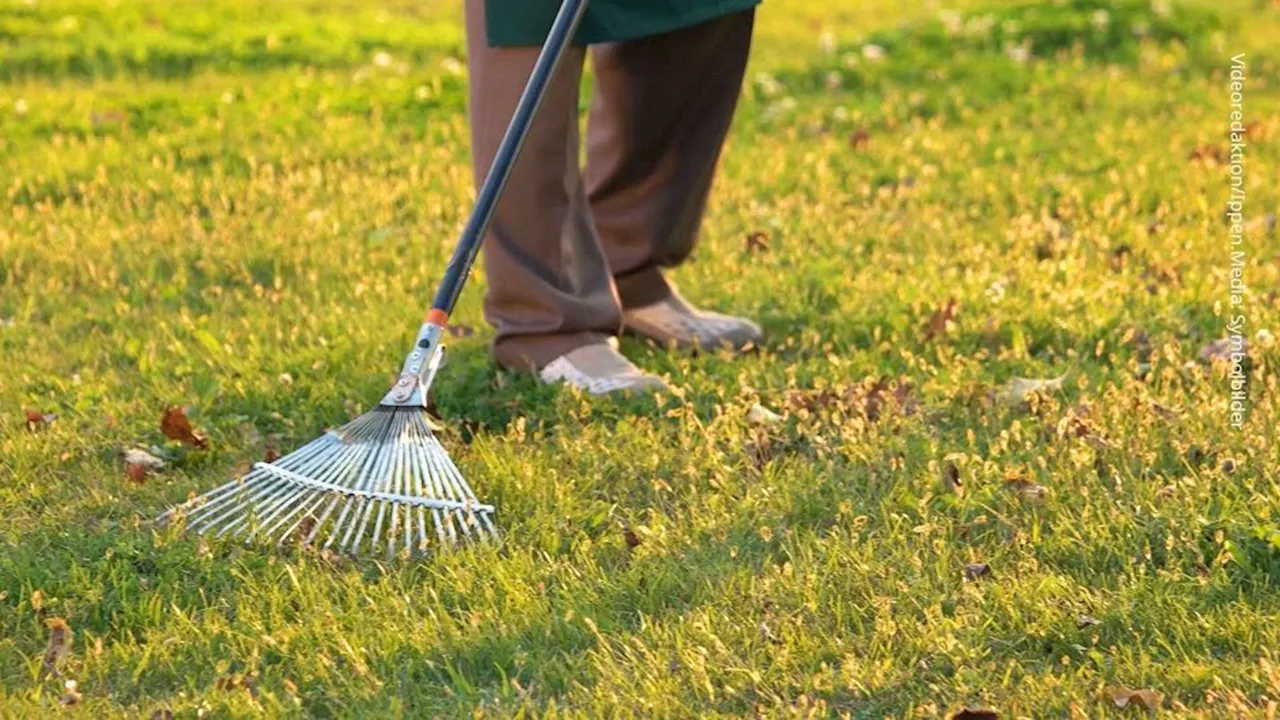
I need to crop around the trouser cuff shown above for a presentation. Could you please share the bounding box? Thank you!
[492,331,614,372]
[613,266,674,309]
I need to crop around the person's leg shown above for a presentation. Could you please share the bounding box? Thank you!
[465,0,620,371]
[585,10,756,309]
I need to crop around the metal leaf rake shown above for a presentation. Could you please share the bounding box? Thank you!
[157,0,590,558]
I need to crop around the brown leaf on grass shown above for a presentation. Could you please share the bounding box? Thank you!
[1245,212,1277,239]
[924,298,958,341]
[744,429,780,471]
[1103,686,1163,711]
[1240,120,1268,139]
[25,409,57,432]
[215,673,257,698]
[161,407,208,449]
[1198,337,1249,363]
[90,109,126,128]
[1188,145,1226,163]
[963,562,992,581]
[1108,244,1133,272]
[59,679,82,706]
[951,708,1000,720]
[848,127,871,150]
[125,463,153,484]
[1147,400,1177,421]
[1006,473,1048,503]
[745,231,771,254]
[783,376,917,422]
[1141,263,1181,294]
[294,516,318,544]
[446,324,475,338]
[942,462,962,494]
[623,528,641,550]
[1057,409,1111,450]
[39,618,73,681]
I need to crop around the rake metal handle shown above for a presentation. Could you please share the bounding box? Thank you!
[427,0,590,325]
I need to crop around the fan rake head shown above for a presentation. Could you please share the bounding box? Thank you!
[160,406,495,558]
[159,322,497,559]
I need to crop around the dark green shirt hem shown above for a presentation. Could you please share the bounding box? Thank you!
[484,0,760,48]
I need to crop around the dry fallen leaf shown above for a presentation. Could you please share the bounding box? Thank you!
[125,463,153,484]
[783,376,916,422]
[1199,338,1249,363]
[215,672,257,698]
[924,298,958,341]
[747,403,783,426]
[1188,145,1226,163]
[1109,243,1133,271]
[942,462,963,494]
[951,708,1000,720]
[744,430,779,471]
[60,679,82,706]
[294,516,318,543]
[40,618,73,681]
[25,409,57,432]
[1147,401,1177,421]
[1057,410,1111,450]
[1103,686,1163,711]
[161,406,208,449]
[745,231,771,254]
[848,127,871,150]
[1007,475,1048,503]
[997,375,1066,406]
[124,448,167,470]
[623,527,641,550]
[964,562,992,581]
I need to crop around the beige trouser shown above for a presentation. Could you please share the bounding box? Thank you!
[464,0,754,370]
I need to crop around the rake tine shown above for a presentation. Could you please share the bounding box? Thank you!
[425,433,475,541]
[418,430,459,545]
[345,412,401,555]
[265,436,369,546]
[202,431,356,538]
[405,420,446,549]
[373,409,412,556]
[257,422,381,543]
[182,431,340,529]
[324,411,395,551]
[390,418,413,559]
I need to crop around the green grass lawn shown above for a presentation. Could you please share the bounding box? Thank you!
[3,0,1279,716]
